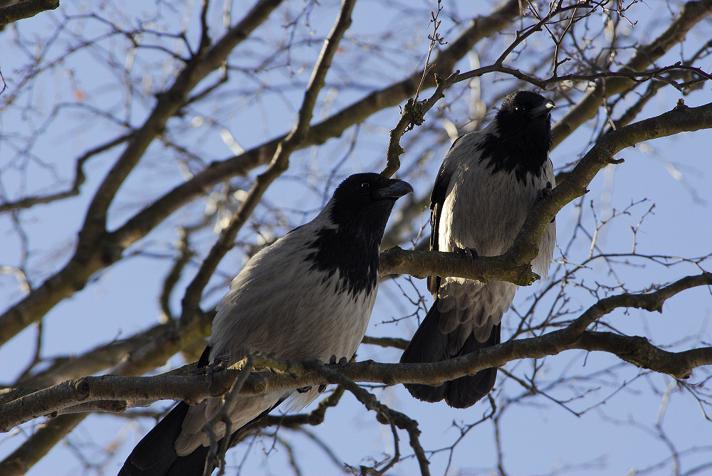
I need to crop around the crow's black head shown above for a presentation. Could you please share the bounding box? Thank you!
[329,173,412,232]
[478,91,554,181]
[495,90,554,141]
[307,173,412,296]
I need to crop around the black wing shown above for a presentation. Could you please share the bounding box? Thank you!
[426,152,456,295]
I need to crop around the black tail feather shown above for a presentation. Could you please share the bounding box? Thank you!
[165,445,210,476]
[119,345,288,475]
[119,402,208,476]
[120,346,217,476]
[399,304,448,402]
[443,325,499,408]
[400,301,500,408]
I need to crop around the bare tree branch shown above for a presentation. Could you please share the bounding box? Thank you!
[0,0,284,346]
[0,133,132,213]
[180,0,356,319]
[3,272,710,432]
[2,1,711,473]
[551,0,712,147]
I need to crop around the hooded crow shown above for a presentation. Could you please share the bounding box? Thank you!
[400,91,556,408]
[119,173,412,475]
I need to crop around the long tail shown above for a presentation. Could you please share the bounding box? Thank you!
[119,346,288,475]
[120,347,214,476]
[118,402,211,476]
[400,300,500,408]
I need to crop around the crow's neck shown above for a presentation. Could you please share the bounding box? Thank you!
[305,212,386,297]
[478,124,550,182]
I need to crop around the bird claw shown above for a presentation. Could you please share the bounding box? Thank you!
[328,355,349,366]
[538,182,556,222]
[204,360,226,376]
[454,246,478,260]
[538,181,553,201]
[321,356,349,393]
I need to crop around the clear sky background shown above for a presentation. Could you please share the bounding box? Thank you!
[1,1,711,475]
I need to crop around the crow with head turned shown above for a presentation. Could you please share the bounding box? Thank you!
[400,91,557,408]
[119,173,412,476]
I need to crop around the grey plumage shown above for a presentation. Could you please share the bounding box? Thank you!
[435,126,556,345]
[401,91,556,408]
[120,173,412,475]
[175,206,379,454]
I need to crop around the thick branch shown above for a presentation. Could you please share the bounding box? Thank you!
[0,372,241,431]
[0,312,211,474]
[379,247,538,285]
[4,330,708,432]
[380,102,712,283]
[0,0,58,28]
[4,273,710,431]
[1,321,176,402]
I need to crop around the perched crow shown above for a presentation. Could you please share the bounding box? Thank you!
[400,91,556,408]
[120,173,412,476]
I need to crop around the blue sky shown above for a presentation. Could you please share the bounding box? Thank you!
[1,1,711,475]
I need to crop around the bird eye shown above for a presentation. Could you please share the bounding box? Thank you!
[360,182,370,189]
[514,106,520,112]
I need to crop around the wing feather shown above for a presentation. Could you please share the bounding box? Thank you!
[427,132,487,295]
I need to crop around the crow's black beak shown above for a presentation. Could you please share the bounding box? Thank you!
[532,100,555,117]
[373,179,413,200]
